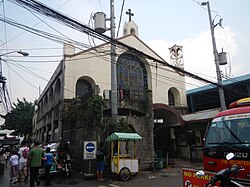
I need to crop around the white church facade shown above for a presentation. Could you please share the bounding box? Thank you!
[33,19,188,171]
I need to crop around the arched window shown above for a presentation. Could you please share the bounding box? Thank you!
[49,88,53,103]
[130,28,135,35]
[44,94,48,110]
[168,90,175,106]
[55,79,61,103]
[117,53,148,101]
[76,79,92,98]
[123,28,127,36]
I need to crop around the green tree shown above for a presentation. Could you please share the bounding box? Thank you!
[113,118,136,133]
[0,98,34,139]
[64,95,106,127]
[64,95,108,140]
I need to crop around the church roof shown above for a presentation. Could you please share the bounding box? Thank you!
[68,34,168,65]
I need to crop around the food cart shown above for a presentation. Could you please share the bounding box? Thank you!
[106,132,142,181]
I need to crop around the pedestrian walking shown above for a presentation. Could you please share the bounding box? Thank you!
[96,142,106,182]
[28,141,44,187]
[18,140,29,182]
[44,147,58,186]
[5,147,10,168]
[0,150,5,175]
[9,150,20,184]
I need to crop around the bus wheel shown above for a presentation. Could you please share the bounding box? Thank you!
[119,167,130,181]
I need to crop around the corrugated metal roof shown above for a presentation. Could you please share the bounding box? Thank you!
[182,108,220,122]
[187,74,250,95]
[106,132,142,141]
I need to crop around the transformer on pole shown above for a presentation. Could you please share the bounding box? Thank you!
[201,1,227,111]
[93,0,118,124]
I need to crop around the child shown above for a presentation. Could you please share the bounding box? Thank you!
[9,150,20,184]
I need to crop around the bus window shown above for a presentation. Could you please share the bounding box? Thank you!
[238,119,250,143]
[205,122,230,144]
[206,118,250,146]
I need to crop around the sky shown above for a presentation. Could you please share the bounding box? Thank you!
[0,0,249,118]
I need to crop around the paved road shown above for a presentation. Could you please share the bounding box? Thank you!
[0,160,203,187]
[0,171,181,187]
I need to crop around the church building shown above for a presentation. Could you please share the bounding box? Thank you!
[32,14,188,171]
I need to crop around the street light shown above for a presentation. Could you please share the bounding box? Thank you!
[201,1,226,111]
[16,51,29,57]
[0,50,29,111]
[0,50,29,57]
[0,50,29,82]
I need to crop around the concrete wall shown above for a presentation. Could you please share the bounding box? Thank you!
[64,48,111,99]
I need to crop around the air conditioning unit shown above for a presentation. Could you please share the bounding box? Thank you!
[103,90,110,100]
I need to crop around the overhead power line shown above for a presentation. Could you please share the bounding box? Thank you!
[5,0,231,101]
[2,1,247,106]
[7,0,222,89]
[0,15,92,50]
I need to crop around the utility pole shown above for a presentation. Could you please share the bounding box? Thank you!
[0,57,6,84]
[202,1,226,111]
[0,50,29,111]
[110,0,118,124]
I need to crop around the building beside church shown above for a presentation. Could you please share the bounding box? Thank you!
[32,17,188,171]
[183,73,250,162]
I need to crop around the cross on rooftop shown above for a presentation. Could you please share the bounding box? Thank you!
[126,9,134,22]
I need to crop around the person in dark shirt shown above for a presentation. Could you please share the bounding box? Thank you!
[96,142,105,181]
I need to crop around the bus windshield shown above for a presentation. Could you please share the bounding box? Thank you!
[205,118,250,146]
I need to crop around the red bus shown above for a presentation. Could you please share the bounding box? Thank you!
[203,98,250,186]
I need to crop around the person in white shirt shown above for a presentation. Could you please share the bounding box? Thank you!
[9,150,20,184]
[18,140,29,182]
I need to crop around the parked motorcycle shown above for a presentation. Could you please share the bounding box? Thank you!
[196,153,245,187]
[60,152,72,177]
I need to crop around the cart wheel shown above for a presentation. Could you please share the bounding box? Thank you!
[119,167,130,181]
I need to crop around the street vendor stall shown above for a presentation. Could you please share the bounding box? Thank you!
[39,142,72,177]
[106,132,142,181]
[39,143,59,175]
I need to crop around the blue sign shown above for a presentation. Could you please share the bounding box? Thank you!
[86,142,95,152]
[83,141,96,160]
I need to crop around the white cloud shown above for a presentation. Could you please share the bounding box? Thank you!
[146,26,239,89]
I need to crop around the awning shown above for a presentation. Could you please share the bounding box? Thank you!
[182,108,220,122]
[106,132,142,141]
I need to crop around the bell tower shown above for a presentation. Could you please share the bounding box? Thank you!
[169,44,184,69]
[123,9,138,37]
